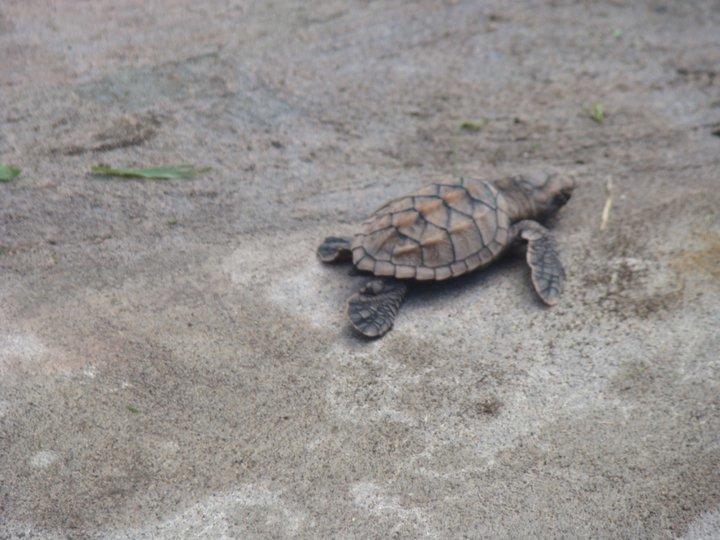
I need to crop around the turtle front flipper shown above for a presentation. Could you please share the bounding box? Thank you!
[511,220,566,305]
[347,279,407,338]
[317,236,352,263]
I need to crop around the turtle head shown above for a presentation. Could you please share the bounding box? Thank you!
[529,173,575,217]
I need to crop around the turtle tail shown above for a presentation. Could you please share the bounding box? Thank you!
[317,236,352,263]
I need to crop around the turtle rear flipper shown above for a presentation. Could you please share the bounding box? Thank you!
[317,236,352,263]
[347,279,407,338]
[512,220,566,305]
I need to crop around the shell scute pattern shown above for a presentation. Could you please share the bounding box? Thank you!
[374,260,395,276]
[392,240,422,267]
[440,185,475,215]
[392,210,418,229]
[435,266,453,280]
[368,213,392,232]
[465,180,497,207]
[421,224,454,268]
[352,179,511,280]
[495,226,509,246]
[421,201,449,229]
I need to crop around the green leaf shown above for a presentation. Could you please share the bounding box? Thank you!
[587,103,605,124]
[459,119,487,132]
[127,404,139,414]
[91,164,209,180]
[0,164,21,182]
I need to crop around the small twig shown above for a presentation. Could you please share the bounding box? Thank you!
[600,177,613,230]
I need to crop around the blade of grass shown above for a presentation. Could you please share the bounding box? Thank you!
[0,164,21,182]
[587,103,605,124]
[91,164,209,180]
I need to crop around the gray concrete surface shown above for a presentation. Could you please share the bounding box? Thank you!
[1,0,719,537]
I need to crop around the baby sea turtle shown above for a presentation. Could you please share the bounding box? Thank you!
[318,173,574,337]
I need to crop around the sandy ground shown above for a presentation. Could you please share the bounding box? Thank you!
[1,0,719,537]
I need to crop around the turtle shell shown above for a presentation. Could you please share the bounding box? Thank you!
[350,178,511,280]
